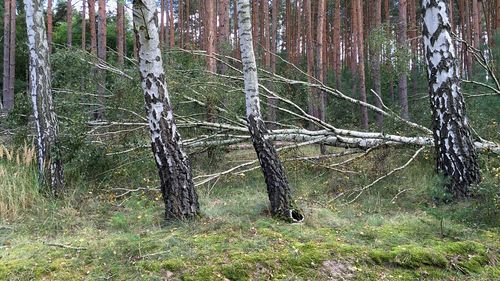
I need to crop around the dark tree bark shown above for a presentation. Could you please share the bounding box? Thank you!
[133,0,199,220]
[398,0,409,120]
[160,0,165,46]
[305,0,315,124]
[47,0,53,52]
[8,0,15,105]
[371,0,383,127]
[169,0,174,48]
[233,0,240,59]
[315,0,328,141]
[356,0,368,129]
[2,0,12,111]
[117,0,124,66]
[67,0,73,46]
[333,0,341,88]
[95,0,106,119]
[238,0,303,222]
[422,0,481,198]
[267,0,280,128]
[24,0,65,194]
[82,0,86,49]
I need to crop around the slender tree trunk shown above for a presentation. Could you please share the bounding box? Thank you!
[88,0,96,55]
[233,0,240,59]
[286,0,291,61]
[305,0,316,125]
[95,0,106,119]
[217,0,230,74]
[133,0,199,219]
[67,0,72,47]
[8,0,16,105]
[267,0,280,128]
[497,0,500,30]
[47,0,53,52]
[422,0,480,198]
[160,0,165,47]
[333,0,341,88]
[316,0,326,130]
[384,0,390,22]
[398,0,409,120]
[372,0,383,127]
[252,0,259,54]
[169,0,174,48]
[472,0,480,48]
[356,0,368,129]
[179,0,184,48]
[237,0,303,222]
[205,0,216,74]
[23,0,65,194]
[117,1,124,66]
[82,0,86,49]
[186,0,190,47]
[2,0,12,111]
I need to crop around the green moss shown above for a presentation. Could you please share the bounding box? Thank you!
[221,263,251,280]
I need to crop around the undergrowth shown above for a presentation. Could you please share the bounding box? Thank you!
[0,146,498,280]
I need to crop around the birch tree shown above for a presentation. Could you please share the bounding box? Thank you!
[422,0,480,197]
[237,0,303,222]
[133,0,199,220]
[23,0,65,194]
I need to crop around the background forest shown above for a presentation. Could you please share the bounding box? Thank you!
[0,0,499,280]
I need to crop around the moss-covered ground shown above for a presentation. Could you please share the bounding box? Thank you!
[0,147,499,280]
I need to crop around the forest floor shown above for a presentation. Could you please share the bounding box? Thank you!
[0,146,499,280]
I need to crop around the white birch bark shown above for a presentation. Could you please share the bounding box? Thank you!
[133,0,199,219]
[24,0,64,193]
[238,0,302,222]
[422,0,480,197]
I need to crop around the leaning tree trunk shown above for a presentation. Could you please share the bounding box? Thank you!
[24,0,65,194]
[133,0,199,220]
[422,0,481,198]
[237,0,303,222]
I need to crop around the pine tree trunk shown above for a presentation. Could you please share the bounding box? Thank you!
[267,0,280,128]
[186,0,190,46]
[472,0,480,48]
[237,0,303,222]
[2,0,11,111]
[160,0,165,46]
[305,0,315,125]
[117,1,124,66]
[133,0,199,220]
[422,0,481,198]
[67,0,72,47]
[217,0,230,74]
[23,0,65,194]
[233,0,240,59]
[88,0,96,55]
[252,0,259,54]
[169,0,174,48]
[398,0,409,120]
[8,0,16,106]
[356,0,369,129]
[47,0,53,52]
[95,0,106,119]
[82,0,86,49]
[333,0,341,88]
[316,0,327,137]
[372,0,383,127]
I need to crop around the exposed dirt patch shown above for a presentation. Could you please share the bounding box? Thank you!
[320,260,356,280]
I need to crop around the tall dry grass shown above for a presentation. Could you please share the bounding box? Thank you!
[0,144,41,220]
